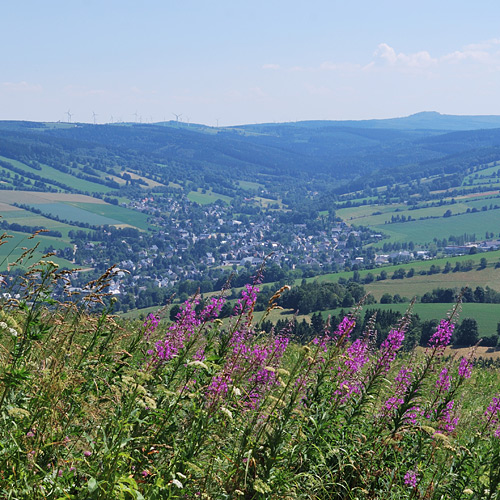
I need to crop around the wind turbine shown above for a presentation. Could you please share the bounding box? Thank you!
[133,111,139,123]
[66,109,72,123]
[92,111,98,125]
[172,113,182,123]
[110,115,114,124]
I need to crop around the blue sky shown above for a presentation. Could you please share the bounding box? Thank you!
[2,0,500,125]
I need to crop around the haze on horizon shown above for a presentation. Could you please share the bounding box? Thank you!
[2,0,500,127]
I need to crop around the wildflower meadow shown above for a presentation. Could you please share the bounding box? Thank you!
[1,247,500,498]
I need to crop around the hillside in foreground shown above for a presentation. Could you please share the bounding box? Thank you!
[1,260,500,498]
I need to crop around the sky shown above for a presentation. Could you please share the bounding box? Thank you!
[2,0,500,126]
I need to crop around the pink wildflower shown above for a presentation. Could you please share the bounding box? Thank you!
[458,356,473,379]
[436,367,451,392]
[428,319,454,349]
[404,469,419,488]
[484,395,500,438]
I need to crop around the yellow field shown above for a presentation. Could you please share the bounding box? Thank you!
[121,171,164,188]
[0,191,107,204]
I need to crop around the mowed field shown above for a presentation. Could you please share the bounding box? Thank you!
[0,231,76,271]
[0,156,113,193]
[187,189,232,205]
[0,191,151,231]
[67,202,152,230]
[360,268,500,301]
[0,191,152,269]
[369,209,500,244]
[310,302,500,337]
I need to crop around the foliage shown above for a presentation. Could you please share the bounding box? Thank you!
[1,256,500,499]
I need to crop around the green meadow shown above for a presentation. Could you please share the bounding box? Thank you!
[67,202,152,231]
[0,156,113,193]
[371,209,500,244]
[187,188,232,205]
[312,302,500,337]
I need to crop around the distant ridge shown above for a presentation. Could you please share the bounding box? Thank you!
[237,112,500,132]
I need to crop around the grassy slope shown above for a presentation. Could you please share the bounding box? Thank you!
[0,156,112,193]
[187,189,232,205]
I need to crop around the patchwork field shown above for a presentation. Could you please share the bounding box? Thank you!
[0,156,113,193]
[0,230,76,271]
[0,191,150,231]
[188,189,232,205]
[312,302,500,337]
[121,171,165,188]
[67,202,152,230]
[371,209,500,244]
[0,190,107,205]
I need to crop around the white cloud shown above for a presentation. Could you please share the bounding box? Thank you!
[262,63,280,70]
[442,48,496,65]
[374,40,500,70]
[2,81,42,92]
[463,38,500,51]
[319,61,361,72]
[64,85,106,97]
[374,43,437,68]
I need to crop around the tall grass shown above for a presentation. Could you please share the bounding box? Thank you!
[1,250,500,498]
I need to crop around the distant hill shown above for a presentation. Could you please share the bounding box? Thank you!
[239,111,500,132]
[1,113,500,191]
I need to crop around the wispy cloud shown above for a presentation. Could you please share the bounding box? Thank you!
[374,40,500,70]
[262,63,280,70]
[64,85,106,97]
[2,81,42,92]
[266,37,500,77]
[374,43,437,68]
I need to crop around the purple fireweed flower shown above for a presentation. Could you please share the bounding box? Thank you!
[234,284,259,317]
[404,405,422,426]
[332,315,356,344]
[436,367,451,392]
[439,400,459,432]
[207,375,231,400]
[149,300,201,362]
[198,296,225,322]
[404,469,419,488]
[344,338,369,373]
[458,356,473,379]
[380,366,414,419]
[484,395,500,438]
[374,328,405,373]
[428,319,454,349]
[334,338,370,403]
[143,313,160,339]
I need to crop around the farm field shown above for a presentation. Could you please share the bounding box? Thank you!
[29,203,123,226]
[311,302,500,337]
[237,180,264,190]
[0,230,75,271]
[0,206,78,238]
[339,203,470,226]
[0,156,112,193]
[371,209,500,244]
[67,202,152,231]
[0,191,149,231]
[301,249,500,284]
[187,189,232,205]
[121,171,165,188]
[360,267,500,301]
[0,190,107,205]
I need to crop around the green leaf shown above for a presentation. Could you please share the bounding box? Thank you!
[88,477,98,493]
